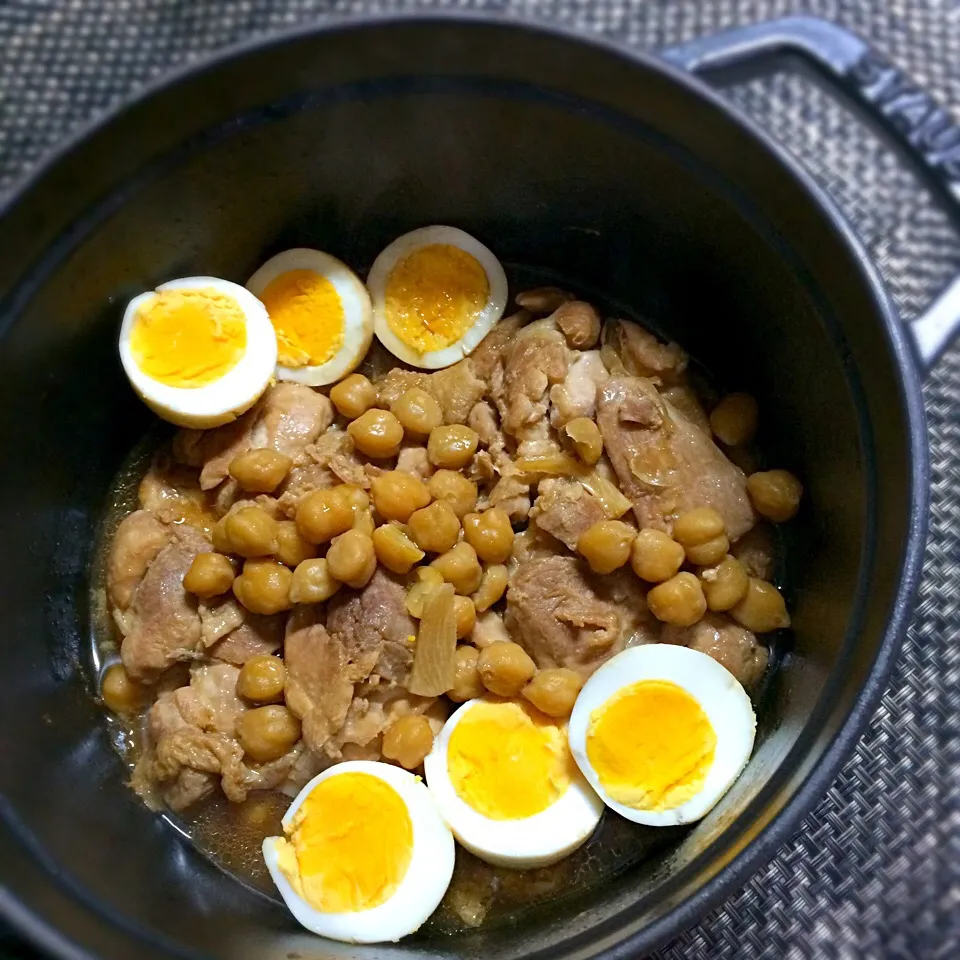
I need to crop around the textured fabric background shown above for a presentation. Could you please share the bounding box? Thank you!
[1,1,958,958]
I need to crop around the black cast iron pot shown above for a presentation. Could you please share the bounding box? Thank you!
[0,14,956,960]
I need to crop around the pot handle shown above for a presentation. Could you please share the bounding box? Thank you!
[661,15,960,372]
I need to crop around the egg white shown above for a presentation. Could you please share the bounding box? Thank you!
[246,248,373,386]
[119,276,277,429]
[568,644,756,827]
[423,698,604,869]
[262,760,455,944]
[367,225,508,370]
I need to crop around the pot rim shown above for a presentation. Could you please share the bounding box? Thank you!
[0,11,930,959]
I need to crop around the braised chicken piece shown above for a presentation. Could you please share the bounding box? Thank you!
[143,662,301,810]
[596,375,755,539]
[375,360,486,426]
[117,526,210,681]
[730,522,777,580]
[549,350,608,428]
[505,556,657,679]
[495,320,569,440]
[284,570,435,761]
[209,614,285,665]
[661,613,769,689]
[195,383,333,490]
[614,320,688,386]
[529,478,607,551]
[107,510,170,610]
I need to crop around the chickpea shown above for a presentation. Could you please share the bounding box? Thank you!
[340,484,370,514]
[630,528,685,583]
[391,387,443,437]
[289,558,341,604]
[296,487,354,544]
[449,645,485,702]
[747,470,803,523]
[326,529,377,588]
[515,286,573,314]
[685,534,730,567]
[352,508,375,537]
[731,578,791,632]
[454,595,477,639]
[672,507,726,547]
[339,485,374,536]
[578,520,636,574]
[183,552,235,598]
[647,572,707,627]
[554,301,602,349]
[563,417,603,465]
[274,521,315,568]
[522,668,583,718]
[237,655,286,703]
[372,524,424,575]
[431,542,483,595]
[478,642,537,697]
[701,555,749,612]
[229,449,292,493]
[408,500,461,554]
[236,705,301,763]
[224,505,280,558]
[101,663,142,714]
[427,425,479,469]
[211,516,233,555]
[233,559,293,615]
[462,508,514,564]
[382,715,435,770]
[370,470,431,522]
[427,469,478,519]
[330,373,376,420]
[347,409,404,459]
[471,564,508,612]
[710,393,759,447]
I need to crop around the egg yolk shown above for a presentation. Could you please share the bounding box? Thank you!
[259,269,345,369]
[130,288,247,388]
[275,772,413,914]
[384,244,489,354]
[447,700,574,820]
[586,680,716,811]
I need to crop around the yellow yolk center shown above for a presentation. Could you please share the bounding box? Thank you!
[276,772,413,914]
[259,269,345,369]
[586,680,717,811]
[130,288,247,388]
[447,700,574,820]
[384,244,489,354]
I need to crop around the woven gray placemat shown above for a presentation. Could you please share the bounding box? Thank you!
[1,2,958,958]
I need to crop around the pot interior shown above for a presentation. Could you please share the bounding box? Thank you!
[0,20,914,960]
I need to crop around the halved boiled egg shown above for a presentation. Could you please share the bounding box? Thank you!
[367,225,508,369]
[263,760,454,944]
[246,248,373,386]
[424,698,603,868]
[568,644,756,826]
[119,277,277,429]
